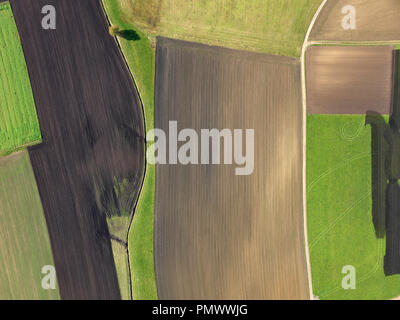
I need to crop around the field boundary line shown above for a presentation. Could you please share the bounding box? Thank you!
[308,40,400,46]
[300,0,329,301]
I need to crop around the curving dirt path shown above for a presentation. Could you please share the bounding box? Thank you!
[300,0,329,300]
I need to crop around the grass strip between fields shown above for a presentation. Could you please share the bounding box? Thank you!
[102,0,157,300]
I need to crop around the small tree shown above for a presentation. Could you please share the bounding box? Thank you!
[109,25,120,37]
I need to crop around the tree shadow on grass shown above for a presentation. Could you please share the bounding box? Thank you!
[366,49,400,276]
[118,29,140,41]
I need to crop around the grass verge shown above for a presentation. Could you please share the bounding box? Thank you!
[111,241,131,300]
[102,0,157,300]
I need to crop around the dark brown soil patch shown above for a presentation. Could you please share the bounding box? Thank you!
[306,46,394,115]
[154,37,309,299]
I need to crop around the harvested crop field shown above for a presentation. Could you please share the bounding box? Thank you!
[10,0,145,299]
[0,1,41,154]
[111,0,322,57]
[154,37,309,299]
[306,46,394,115]
[310,0,400,41]
[0,150,59,300]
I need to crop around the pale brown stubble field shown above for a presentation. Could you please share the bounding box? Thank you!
[154,38,308,299]
[310,0,400,41]
[0,150,59,299]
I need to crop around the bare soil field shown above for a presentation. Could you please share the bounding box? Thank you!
[10,0,145,299]
[310,0,400,41]
[306,46,394,114]
[154,37,309,299]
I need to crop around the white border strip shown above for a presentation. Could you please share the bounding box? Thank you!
[300,0,329,300]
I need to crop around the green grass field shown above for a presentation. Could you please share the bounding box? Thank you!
[0,151,59,299]
[128,163,156,299]
[112,0,321,57]
[307,114,400,300]
[103,0,157,300]
[0,2,41,155]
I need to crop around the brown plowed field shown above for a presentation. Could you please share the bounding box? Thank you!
[10,0,145,299]
[306,46,394,114]
[310,0,400,41]
[154,37,309,299]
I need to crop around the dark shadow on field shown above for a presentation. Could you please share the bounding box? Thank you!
[365,111,387,238]
[366,49,400,275]
[119,29,140,41]
[384,50,400,275]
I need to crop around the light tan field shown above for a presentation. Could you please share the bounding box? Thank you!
[310,0,400,41]
[112,0,322,57]
[111,241,130,300]
[154,38,309,299]
[0,150,59,299]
